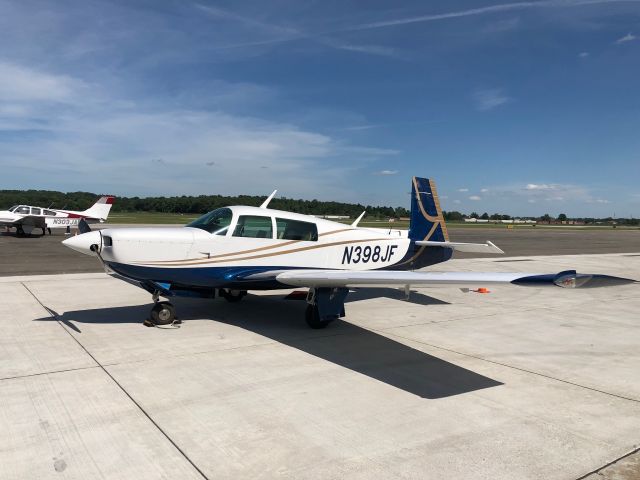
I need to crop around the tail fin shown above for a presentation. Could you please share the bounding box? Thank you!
[408,177,449,242]
[81,196,115,221]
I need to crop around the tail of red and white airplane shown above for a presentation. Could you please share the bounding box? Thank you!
[80,196,115,221]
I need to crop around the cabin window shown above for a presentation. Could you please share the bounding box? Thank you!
[275,218,318,241]
[16,206,29,214]
[186,207,232,235]
[43,210,56,216]
[31,208,41,215]
[233,215,273,239]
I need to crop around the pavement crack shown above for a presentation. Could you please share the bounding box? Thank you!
[0,365,100,382]
[575,445,640,479]
[21,282,211,480]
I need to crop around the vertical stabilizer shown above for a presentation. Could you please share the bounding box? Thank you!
[80,196,115,221]
[408,177,449,242]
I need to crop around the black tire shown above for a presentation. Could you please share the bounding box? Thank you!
[16,226,25,237]
[150,302,176,326]
[305,304,336,329]
[220,289,246,303]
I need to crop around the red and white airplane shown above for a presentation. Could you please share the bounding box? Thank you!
[0,196,114,236]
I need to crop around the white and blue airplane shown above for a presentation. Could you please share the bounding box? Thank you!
[62,178,634,328]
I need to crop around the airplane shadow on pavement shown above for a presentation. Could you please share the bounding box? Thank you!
[36,290,502,399]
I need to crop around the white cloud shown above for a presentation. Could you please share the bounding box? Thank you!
[0,62,399,198]
[578,52,589,58]
[526,183,552,190]
[469,195,482,201]
[615,33,636,44]
[374,169,398,175]
[457,188,469,192]
[349,1,631,31]
[333,43,398,58]
[480,188,489,193]
[472,88,510,111]
[0,61,87,103]
[453,199,461,204]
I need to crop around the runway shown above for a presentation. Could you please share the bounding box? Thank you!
[1,228,639,479]
[1,224,639,276]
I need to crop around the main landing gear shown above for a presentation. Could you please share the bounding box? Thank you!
[305,287,349,329]
[219,288,247,303]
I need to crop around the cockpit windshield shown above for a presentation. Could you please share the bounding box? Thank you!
[8,206,18,212]
[186,207,233,235]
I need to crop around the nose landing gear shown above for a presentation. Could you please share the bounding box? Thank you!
[145,291,180,327]
[150,301,176,326]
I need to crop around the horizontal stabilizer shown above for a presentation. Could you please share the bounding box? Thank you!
[415,240,504,254]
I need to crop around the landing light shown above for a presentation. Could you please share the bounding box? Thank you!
[553,273,592,288]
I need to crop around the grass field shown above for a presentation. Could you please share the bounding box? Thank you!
[105,212,637,230]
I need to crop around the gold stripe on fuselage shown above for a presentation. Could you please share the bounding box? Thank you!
[134,236,395,267]
[141,227,356,265]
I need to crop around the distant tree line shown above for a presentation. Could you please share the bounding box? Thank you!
[1,190,636,224]
[0,189,410,219]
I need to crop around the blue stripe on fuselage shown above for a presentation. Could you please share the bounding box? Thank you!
[106,262,309,290]
[106,242,453,291]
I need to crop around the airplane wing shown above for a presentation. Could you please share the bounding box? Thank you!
[9,215,46,228]
[273,269,635,289]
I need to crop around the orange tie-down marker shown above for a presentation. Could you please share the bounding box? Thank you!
[474,287,491,294]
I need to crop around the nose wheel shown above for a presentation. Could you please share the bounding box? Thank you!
[149,301,177,326]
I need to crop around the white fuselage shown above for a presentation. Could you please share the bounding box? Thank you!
[0,205,103,233]
[97,206,410,271]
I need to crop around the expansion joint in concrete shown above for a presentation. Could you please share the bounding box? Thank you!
[382,330,640,405]
[575,445,640,480]
[21,282,211,480]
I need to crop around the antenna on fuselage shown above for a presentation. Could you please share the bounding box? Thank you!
[351,211,366,227]
[260,190,277,209]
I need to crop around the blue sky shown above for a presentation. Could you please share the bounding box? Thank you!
[0,0,639,216]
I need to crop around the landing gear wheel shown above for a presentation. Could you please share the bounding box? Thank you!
[150,302,176,326]
[16,226,25,237]
[305,304,336,329]
[220,289,246,303]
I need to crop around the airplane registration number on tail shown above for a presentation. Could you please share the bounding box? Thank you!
[342,244,398,265]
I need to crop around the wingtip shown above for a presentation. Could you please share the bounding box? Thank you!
[487,240,505,254]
